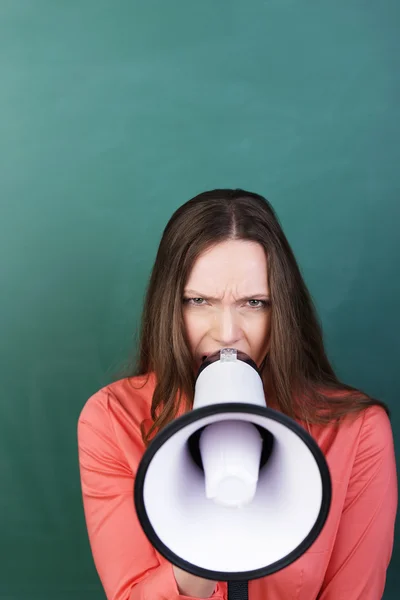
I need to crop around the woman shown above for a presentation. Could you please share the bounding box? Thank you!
[78,189,397,599]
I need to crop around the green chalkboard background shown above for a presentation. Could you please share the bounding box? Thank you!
[0,1,399,598]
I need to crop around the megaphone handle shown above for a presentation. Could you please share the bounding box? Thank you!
[227,580,248,600]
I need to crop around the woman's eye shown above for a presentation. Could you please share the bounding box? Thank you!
[248,299,266,308]
[183,298,269,309]
[183,297,205,305]
[245,298,270,308]
[248,300,259,307]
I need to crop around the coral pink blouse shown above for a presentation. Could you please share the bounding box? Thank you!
[77,373,397,600]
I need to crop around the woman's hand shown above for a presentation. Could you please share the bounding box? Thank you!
[172,565,216,598]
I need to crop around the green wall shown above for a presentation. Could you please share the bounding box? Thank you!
[1,1,398,598]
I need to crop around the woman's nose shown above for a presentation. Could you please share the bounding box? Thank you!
[212,308,242,346]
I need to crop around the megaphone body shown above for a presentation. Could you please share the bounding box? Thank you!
[134,348,331,582]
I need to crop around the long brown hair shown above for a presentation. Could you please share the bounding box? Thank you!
[129,189,388,447]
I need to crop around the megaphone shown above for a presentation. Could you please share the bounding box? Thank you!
[134,348,331,582]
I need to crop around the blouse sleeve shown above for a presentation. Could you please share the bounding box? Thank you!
[77,389,224,600]
[318,406,398,599]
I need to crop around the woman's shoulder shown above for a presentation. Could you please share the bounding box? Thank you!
[354,403,394,454]
[314,385,391,433]
[310,399,394,468]
[78,372,157,434]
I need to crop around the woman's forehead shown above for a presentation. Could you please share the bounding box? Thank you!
[185,240,268,294]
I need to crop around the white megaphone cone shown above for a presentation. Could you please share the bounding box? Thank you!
[134,348,332,582]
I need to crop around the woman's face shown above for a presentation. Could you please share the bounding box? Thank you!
[183,239,271,372]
